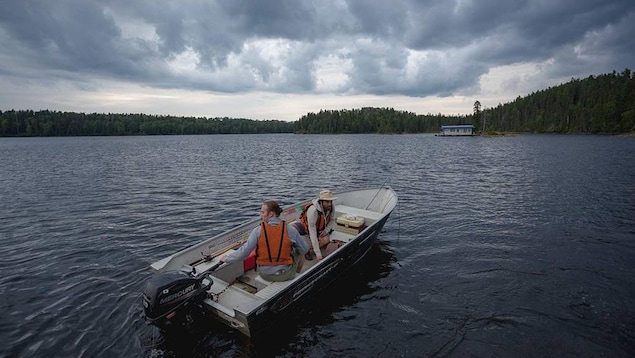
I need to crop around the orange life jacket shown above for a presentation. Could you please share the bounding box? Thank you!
[256,221,293,266]
[298,202,332,234]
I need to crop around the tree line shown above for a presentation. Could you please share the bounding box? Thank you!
[0,111,294,136]
[1,68,633,137]
[479,68,635,134]
[296,68,634,134]
[294,107,469,134]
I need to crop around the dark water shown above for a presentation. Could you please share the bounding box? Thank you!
[1,134,634,357]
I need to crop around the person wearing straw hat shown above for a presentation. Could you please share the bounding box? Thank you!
[291,189,338,261]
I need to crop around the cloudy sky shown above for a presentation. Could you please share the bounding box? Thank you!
[1,0,633,121]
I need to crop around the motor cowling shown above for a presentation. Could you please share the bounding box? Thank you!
[142,270,211,327]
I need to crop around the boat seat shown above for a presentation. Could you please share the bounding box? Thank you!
[254,274,272,289]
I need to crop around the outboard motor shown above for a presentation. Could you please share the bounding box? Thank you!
[142,270,213,331]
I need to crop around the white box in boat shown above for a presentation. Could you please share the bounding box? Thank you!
[336,214,365,228]
[335,224,366,235]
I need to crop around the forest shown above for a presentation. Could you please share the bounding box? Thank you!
[480,68,635,134]
[296,69,635,134]
[0,112,294,136]
[1,69,633,136]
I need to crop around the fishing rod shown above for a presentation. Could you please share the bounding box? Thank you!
[365,178,390,210]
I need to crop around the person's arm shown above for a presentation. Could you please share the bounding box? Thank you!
[306,206,323,259]
[325,211,336,233]
[287,224,309,254]
[223,226,259,263]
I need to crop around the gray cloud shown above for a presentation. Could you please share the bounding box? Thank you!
[0,0,633,99]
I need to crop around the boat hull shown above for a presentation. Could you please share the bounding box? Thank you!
[243,213,390,335]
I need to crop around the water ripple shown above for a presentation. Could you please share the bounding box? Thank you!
[0,134,634,357]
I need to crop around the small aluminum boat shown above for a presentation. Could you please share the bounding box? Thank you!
[142,186,398,336]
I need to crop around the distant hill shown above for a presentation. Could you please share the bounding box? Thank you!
[483,68,634,134]
[294,68,635,134]
[1,69,633,136]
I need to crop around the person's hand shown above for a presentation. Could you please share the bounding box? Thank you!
[219,255,226,263]
[318,236,330,247]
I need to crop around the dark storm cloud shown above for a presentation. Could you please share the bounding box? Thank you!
[0,0,160,82]
[0,0,633,97]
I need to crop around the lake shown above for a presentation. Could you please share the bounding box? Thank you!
[1,134,634,357]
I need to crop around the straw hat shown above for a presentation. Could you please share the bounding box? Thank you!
[318,189,337,201]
